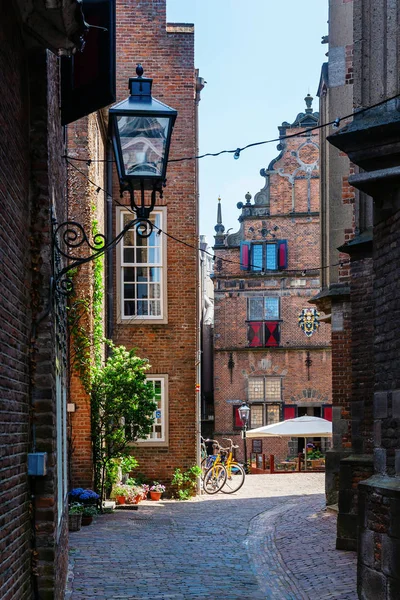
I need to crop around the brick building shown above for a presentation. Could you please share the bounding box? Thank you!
[68,0,200,488]
[317,1,400,597]
[212,98,332,464]
[0,1,100,597]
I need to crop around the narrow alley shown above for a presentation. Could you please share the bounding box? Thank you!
[67,475,356,600]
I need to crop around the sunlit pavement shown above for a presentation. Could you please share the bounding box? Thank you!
[67,473,357,600]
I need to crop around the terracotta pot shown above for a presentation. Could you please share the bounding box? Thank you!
[116,495,126,505]
[134,494,142,504]
[150,491,162,501]
[81,515,93,526]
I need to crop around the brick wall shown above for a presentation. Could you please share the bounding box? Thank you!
[112,2,197,482]
[66,0,198,486]
[0,5,32,598]
[67,113,106,489]
[1,6,70,595]
[213,111,332,465]
[28,49,70,600]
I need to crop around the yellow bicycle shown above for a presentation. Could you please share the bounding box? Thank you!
[202,438,245,494]
[220,437,246,494]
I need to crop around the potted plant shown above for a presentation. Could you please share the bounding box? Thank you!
[69,488,99,506]
[111,484,131,505]
[125,484,143,504]
[68,503,84,531]
[81,505,99,526]
[149,482,166,501]
[141,484,150,501]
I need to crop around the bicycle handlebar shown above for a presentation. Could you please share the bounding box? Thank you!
[222,437,239,449]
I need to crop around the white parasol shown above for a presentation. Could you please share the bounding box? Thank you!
[247,416,332,471]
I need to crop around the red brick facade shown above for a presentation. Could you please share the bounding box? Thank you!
[112,0,198,483]
[212,100,332,464]
[69,0,198,488]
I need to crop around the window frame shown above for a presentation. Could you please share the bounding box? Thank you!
[246,297,281,347]
[247,296,280,321]
[250,242,278,272]
[250,402,281,428]
[117,206,168,324]
[248,377,282,403]
[135,374,169,447]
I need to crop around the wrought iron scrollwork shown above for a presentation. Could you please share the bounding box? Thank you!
[52,216,154,295]
[53,221,107,260]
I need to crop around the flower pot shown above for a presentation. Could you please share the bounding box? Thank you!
[134,494,142,504]
[116,495,126,505]
[68,514,82,532]
[150,491,162,501]
[81,515,93,526]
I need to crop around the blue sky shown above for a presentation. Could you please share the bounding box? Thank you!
[166,0,328,247]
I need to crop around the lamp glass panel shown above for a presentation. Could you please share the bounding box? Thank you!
[117,115,171,178]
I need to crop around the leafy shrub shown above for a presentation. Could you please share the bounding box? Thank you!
[171,465,202,500]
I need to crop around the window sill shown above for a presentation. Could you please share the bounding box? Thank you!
[118,316,169,325]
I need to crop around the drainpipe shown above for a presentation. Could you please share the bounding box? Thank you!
[106,141,113,344]
[195,72,205,482]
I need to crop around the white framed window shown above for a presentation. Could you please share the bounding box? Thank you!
[118,208,167,323]
[136,375,169,447]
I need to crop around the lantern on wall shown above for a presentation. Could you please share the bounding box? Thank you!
[109,64,177,218]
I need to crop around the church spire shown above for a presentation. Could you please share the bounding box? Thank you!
[214,196,225,245]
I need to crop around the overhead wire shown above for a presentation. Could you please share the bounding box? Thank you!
[63,90,400,166]
[66,160,349,274]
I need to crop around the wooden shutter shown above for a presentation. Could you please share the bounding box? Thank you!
[322,405,332,422]
[283,405,297,420]
[240,241,251,271]
[247,322,264,347]
[233,406,242,429]
[277,240,288,270]
[265,322,280,347]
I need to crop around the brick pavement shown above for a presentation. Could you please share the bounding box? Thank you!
[67,474,357,600]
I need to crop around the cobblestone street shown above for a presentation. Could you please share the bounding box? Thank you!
[67,474,357,600]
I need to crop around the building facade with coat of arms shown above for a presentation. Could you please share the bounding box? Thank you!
[211,97,332,464]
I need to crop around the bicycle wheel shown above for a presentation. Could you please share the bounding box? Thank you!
[201,455,216,480]
[221,462,245,494]
[203,464,227,494]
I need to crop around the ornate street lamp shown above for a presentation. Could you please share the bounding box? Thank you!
[238,402,250,473]
[52,65,177,296]
[109,64,177,219]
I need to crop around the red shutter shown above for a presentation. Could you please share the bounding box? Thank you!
[240,241,251,271]
[265,322,280,347]
[248,322,264,347]
[322,405,332,422]
[234,406,243,429]
[277,240,288,270]
[283,405,296,420]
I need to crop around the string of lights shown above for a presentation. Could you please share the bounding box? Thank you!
[66,145,351,275]
[112,197,349,275]
[63,90,400,166]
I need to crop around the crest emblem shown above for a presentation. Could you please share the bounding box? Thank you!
[298,308,320,337]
